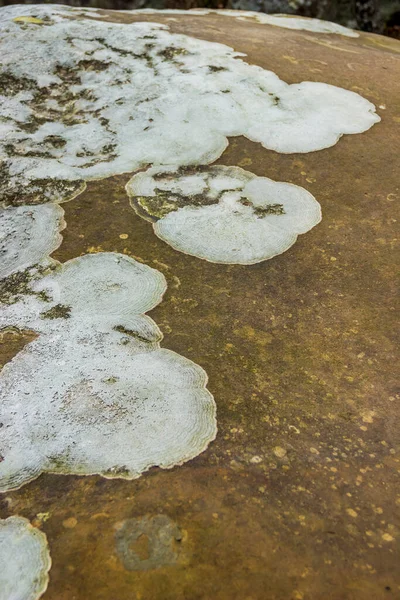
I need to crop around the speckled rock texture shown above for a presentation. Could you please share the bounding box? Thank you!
[0,7,399,600]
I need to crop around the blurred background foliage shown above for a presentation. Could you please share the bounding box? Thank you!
[0,0,399,36]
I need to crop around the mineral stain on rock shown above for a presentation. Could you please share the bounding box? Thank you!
[115,515,184,571]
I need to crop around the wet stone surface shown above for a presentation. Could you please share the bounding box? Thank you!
[0,6,399,600]
[115,514,184,571]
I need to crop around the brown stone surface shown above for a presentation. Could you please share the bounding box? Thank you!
[1,11,399,600]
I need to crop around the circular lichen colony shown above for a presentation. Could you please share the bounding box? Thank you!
[0,516,51,600]
[0,251,217,492]
[127,165,321,264]
[0,5,379,205]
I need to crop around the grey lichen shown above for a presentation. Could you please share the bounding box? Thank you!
[127,165,321,264]
[0,162,86,207]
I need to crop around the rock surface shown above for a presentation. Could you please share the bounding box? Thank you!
[0,6,399,600]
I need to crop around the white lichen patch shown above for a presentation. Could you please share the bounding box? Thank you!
[0,251,217,492]
[127,165,321,264]
[0,204,65,279]
[0,516,51,600]
[0,4,378,205]
[136,9,359,37]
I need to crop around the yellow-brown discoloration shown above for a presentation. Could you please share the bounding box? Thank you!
[13,15,45,24]
[0,327,38,368]
[0,10,399,600]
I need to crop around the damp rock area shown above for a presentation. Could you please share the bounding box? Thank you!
[127,165,321,264]
[0,516,51,600]
[115,514,184,571]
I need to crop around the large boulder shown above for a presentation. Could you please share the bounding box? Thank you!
[0,6,399,600]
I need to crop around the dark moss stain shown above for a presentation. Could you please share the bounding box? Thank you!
[94,37,156,70]
[76,149,97,158]
[0,266,51,305]
[238,197,285,217]
[47,451,86,474]
[208,65,228,73]
[54,64,81,86]
[0,161,85,206]
[79,88,97,103]
[156,46,192,68]
[78,59,110,72]
[0,71,37,96]
[99,117,110,128]
[94,37,130,56]
[254,204,285,217]
[102,143,116,154]
[0,66,88,145]
[44,135,67,148]
[77,143,117,167]
[14,64,89,136]
[40,304,71,320]
[113,325,153,344]
[3,143,55,160]
[158,46,189,62]
[15,121,39,134]
[0,48,127,204]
